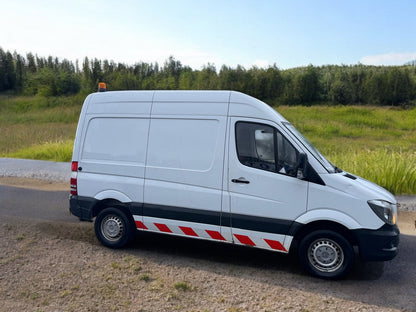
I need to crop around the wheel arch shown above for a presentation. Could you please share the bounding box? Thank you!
[91,190,133,219]
[290,220,358,253]
[91,198,132,222]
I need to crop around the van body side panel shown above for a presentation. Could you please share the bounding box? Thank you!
[143,112,228,241]
[75,96,153,214]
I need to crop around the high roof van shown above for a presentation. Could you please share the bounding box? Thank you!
[69,88,399,279]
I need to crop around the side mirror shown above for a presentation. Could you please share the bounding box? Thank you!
[297,153,307,179]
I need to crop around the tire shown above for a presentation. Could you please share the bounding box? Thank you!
[298,230,354,279]
[94,207,134,248]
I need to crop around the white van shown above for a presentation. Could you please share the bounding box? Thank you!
[69,87,399,279]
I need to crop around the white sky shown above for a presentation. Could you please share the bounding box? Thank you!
[1,0,415,69]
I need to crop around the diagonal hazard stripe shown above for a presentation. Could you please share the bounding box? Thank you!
[234,234,255,246]
[179,226,199,237]
[206,230,226,241]
[154,223,172,233]
[264,239,287,252]
[135,221,148,230]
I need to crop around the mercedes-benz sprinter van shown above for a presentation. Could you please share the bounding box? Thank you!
[69,88,399,279]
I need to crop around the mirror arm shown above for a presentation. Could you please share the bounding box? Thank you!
[297,153,308,179]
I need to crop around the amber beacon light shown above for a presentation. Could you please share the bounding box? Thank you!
[98,82,107,92]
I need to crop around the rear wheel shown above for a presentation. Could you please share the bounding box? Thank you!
[298,230,354,279]
[94,207,134,248]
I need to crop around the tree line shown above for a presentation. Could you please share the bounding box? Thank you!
[1,47,415,106]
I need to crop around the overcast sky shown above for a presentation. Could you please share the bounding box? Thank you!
[1,0,415,69]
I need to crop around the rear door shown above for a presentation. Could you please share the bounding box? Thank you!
[77,116,150,206]
[228,118,308,252]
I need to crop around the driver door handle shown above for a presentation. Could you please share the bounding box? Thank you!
[232,177,250,184]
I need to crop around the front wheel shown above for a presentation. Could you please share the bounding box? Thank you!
[298,230,354,279]
[94,207,134,248]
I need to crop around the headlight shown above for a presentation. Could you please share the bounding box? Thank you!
[368,200,397,225]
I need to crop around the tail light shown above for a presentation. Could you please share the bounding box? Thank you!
[70,161,78,195]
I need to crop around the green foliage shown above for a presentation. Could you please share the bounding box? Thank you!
[280,105,416,194]
[173,281,192,291]
[1,48,416,194]
[1,46,416,106]
[7,140,73,162]
[328,149,416,195]
[1,95,414,195]
[139,274,151,282]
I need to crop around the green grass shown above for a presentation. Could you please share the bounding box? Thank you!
[173,281,192,291]
[6,140,74,162]
[278,105,416,194]
[327,149,416,195]
[0,95,80,158]
[0,95,415,194]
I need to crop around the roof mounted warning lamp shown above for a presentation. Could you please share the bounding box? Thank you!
[98,82,107,92]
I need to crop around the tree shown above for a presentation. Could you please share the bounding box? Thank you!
[0,51,16,91]
[196,63,217,89]
[26,52,37,73]
[290,65,319,104]
[330,70,354,105]
[385,67,412,106]
[14,53,25,91]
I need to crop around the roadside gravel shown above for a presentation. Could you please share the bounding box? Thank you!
[1,157,414,211]
[1,158,415,311]
[0,158,70,183]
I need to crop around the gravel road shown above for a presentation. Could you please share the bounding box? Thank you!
[1,157,416,311]
[1,157,414,211]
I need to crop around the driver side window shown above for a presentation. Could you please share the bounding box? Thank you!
[235,122,299,177]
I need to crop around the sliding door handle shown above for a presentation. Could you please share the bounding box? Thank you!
[232,178,250,184]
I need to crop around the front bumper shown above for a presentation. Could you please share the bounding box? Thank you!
[353,223,400,261]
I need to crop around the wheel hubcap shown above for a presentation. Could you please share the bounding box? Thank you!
[308,238,344,273]
[101,215,124,242]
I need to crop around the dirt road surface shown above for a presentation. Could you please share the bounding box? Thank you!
[0,176,415,312]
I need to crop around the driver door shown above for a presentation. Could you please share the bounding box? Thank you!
[227,118,308,251]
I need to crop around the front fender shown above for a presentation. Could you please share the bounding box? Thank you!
[294,209,362,230]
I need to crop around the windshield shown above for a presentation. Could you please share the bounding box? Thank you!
[284,123,338,173]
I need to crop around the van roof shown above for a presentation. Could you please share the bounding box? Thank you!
[84,90,288,122]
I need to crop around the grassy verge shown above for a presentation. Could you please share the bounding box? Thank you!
[0,95,415,194]
[327,149,416,195]
[279,105,416,194]
[0,95,80,159]
[6,140,74,162]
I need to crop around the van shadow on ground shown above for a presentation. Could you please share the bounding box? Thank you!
[35,217,416,311]
[124,230,415,311]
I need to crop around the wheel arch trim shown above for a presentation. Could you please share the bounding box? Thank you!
[295,209,362,230]
[94,190,132,203]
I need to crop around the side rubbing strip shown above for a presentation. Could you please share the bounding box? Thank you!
[154,223,172,233]
[264,239,287,252]
[234,234,255,246]
[142,203,299,236]
[206,230,226,241]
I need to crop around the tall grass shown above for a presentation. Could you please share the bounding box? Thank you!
[0,95,80,157]
[0,95,415,194]
[278,105,416,194]
[327,149,416,195]
[7,140,74,162]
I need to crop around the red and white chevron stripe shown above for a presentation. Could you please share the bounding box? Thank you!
[134,218,289,253]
